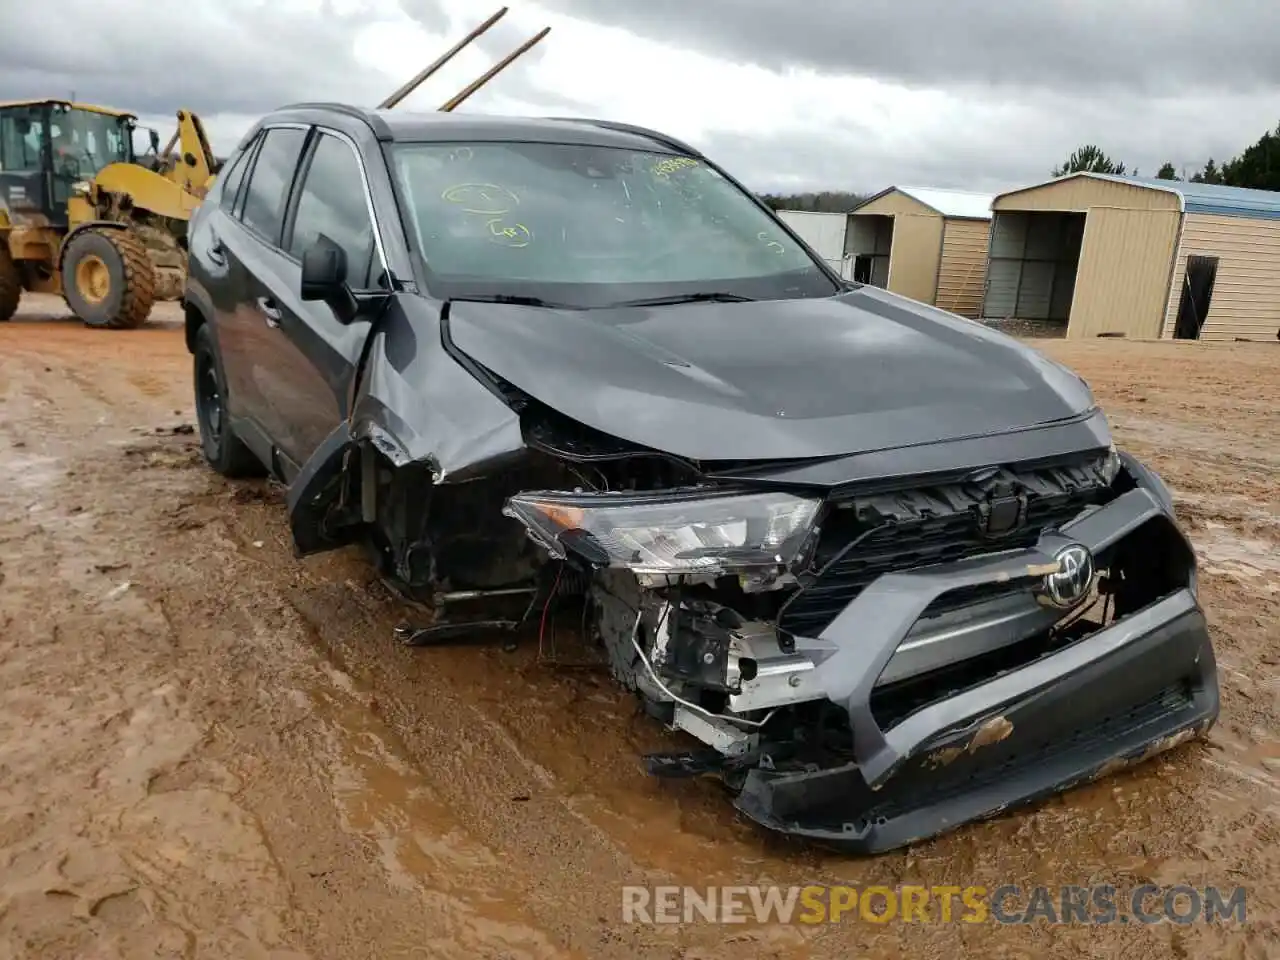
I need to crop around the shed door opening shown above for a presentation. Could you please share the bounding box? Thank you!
[846,215,892,288]
[1174,255,1219,340]
[982,212,1085,325]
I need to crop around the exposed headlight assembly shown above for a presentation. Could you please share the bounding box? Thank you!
[503,489,821,576]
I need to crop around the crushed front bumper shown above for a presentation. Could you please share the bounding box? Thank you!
[731,485,1220,853]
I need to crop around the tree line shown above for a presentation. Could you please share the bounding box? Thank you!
[1053,120,1280,190]
[756,190,865,213]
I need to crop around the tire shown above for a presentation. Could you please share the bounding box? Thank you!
[61,227,156,329]
[0,245,20,322]
[192,322,264,478]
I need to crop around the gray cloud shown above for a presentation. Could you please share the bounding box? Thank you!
[535,0,1280,95]
[4,0,1276,195]
[0,1,392,118]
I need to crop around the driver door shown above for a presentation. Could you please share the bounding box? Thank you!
[253,129,380,477]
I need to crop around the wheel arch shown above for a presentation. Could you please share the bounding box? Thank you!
[183,295,212,354]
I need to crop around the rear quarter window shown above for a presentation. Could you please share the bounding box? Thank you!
[216,135,258,214]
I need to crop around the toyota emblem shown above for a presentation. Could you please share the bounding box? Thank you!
[1041,543,1096,608]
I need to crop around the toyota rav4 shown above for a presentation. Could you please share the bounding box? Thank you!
[183,103,1219,852]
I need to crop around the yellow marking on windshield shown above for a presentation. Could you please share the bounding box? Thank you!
[441,183,520,215]
[757,231,786,254]
[487,218,532,247]
[650,156,699,179]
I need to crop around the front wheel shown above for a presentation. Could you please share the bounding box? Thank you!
[61,227,156,329]
[193,322,264,478]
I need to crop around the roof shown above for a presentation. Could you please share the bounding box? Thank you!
[0,99,135,119]
[273,104,693,154]
[853,185,994,219]
[1094,173,1280,220]
[997,171,1280,221]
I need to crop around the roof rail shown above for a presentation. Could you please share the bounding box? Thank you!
[542,117,701,156]
[272,101,394,140]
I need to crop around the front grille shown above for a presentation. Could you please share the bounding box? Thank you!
[778,458,1110,637]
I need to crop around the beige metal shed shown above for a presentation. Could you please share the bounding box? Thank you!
[847,186,994,316]
[983,172,1280,340]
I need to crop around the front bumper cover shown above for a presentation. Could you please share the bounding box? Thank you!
[731,485,1220,853]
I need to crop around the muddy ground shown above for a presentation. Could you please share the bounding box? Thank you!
[0,293,1276,959]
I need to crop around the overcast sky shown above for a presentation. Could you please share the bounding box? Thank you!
[3,0,1277,194]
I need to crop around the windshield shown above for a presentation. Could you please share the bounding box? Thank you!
[49,108,133,176]
[390,141,838,307]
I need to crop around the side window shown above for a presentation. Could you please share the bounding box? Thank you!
[0,107,46,171]
[287,133,377,289]
[217,135,257,214]
[239,127,308,245]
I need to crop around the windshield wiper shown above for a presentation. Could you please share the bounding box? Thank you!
[608,291,756,308]
[448,294,574,309]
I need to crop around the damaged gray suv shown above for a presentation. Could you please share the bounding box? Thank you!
[184,103,1219,853]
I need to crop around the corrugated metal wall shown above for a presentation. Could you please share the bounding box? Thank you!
[1069,208,1181,339]
[886,214,946,304]
[1161,213,1280,341]
[981,212,1083,321]
[988,179,1182,338]
[850,191,944,304]
[934,219,990,317]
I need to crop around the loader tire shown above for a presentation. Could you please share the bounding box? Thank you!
[62,228,156,329]
[0,246,20,322]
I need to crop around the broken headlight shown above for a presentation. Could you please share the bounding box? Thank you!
[503,489,820,575]
[1101,442,1121,485]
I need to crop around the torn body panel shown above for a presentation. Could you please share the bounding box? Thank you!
[286,297,529,569]
[348,301,526,482]
[503,443,1218,853]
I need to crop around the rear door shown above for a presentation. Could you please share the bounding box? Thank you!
[213,125,312,460]
[190,131,260,422]
[255,128,383,475]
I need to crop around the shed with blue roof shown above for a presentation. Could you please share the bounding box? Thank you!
[981,171,1280,340]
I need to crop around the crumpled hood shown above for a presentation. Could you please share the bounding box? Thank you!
[445,286,1095,462]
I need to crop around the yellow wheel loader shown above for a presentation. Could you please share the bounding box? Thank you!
[0,99,217,328]
[0,7,547,329]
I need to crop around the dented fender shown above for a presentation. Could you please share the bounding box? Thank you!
[346,301,526,482]
[286,297,528,554]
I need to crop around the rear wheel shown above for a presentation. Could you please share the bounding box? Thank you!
[61,227,156,329]
[0,245,20,322]
[193,322,263,478]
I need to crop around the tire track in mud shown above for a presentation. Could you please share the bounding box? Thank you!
[1,309,1278,958]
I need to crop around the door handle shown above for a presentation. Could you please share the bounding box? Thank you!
[257,296,283,327]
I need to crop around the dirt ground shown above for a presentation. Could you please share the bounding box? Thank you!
[0,293,1276,960]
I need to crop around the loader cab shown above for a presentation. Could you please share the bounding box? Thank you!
[0,99,137,227]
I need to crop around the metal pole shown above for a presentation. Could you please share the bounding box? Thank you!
[439,27,550,112]
[378,7,509,110]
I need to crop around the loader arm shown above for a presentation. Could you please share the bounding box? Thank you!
[160,110,219,198]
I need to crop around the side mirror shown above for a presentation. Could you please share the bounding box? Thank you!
[300,234,358,323]
[149,129,161,154]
